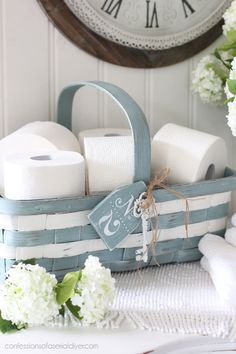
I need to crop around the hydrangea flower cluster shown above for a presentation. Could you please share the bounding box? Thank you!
[0,263,59,328]
[192,55,225,104]
[226,57,236,136]
[192,0,236,136]
[223,0,236,35]
[0,256,116,333]
[71,256,115,325]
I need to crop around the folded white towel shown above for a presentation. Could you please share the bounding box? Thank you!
[225,227,236,247]
[198,233,236,260]
[231,212,236,228]
[200,256,235,305]
[199,234,236,305]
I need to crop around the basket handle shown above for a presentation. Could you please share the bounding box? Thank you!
[57,80,151,184]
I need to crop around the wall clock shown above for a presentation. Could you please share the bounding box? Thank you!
[37,0,232,68]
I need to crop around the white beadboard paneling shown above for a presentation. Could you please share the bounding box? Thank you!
[192,98,233,166]
[101,62,146,129]
[151,60,190,136]
[3,0,50,135]
[55,29,100,135]
[0,0,5,138]
[48,22,56,122]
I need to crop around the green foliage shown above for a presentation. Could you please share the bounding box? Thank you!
[225,96,235,104]
[227,79,236,95]
[59,305,65,317]
[213,49,231,71]
[226,29,236,44]
[66,299,83,321]
[56,271,82,305]
[0,312,23,333]
[13,259,36,266]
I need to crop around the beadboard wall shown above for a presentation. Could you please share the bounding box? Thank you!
[0,0,236,177]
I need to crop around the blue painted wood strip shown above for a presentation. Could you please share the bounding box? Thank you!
[57,81,151,184]
[1,230,223,283]
[0,232,224,279]
[152,167,236,202]
[0,203,228,247]
[2,222,144,247]
[0,168,235,215]
[0,230,225,271]
[0,194,104,215]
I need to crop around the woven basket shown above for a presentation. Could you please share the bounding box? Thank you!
[0,81,236,281]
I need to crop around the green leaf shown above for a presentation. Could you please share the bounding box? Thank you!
[218,30,236,52]
[59,305,65,317]
[226,29,236,44]
[212,49,231,71]
[209,65,227,81]
[0,312,22,333]
[218,41,236,51]
[66,299,83,321]
[13,258,36,266]
[56,271,81,305]
[214,48,221,60]
[227,79,236,95]
[230,49,236,57]
[224,96,235,104]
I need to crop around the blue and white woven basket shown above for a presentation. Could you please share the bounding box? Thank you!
[0,81,236,281]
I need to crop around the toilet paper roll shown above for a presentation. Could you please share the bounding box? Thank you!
[151,124,227,185]
[79,128,131,152]
[4,151,85,200]
[19,121,81,153]
[0,132,59,196]
[84,135,134,194]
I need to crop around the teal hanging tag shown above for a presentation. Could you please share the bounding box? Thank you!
[88,181,147,251]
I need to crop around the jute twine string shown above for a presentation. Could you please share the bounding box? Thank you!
[138,168,190,266]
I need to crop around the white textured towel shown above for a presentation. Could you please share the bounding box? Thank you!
[231,212,236,228]
[199,234,236,306]
[200,256,236,305]
[51,262,236,340]
[225,227,236,247]
[198,233,236,259]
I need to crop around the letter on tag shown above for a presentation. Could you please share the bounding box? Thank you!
[88,181,146,250]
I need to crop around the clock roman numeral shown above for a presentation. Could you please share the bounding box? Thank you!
[145,0,159,28]
[101,0,123,19]
[181,0,195,18]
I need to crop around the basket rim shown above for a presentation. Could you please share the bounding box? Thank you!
[0,166,235,215]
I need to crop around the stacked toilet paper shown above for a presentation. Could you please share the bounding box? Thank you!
[4,151,85,200]
[78,128,132,193]
[0,122,229,200]
[1,121,84,199]
[78,128,131,153]
[1,125,133,199]
[19,121,81,153]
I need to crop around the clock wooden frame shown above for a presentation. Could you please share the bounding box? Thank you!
[37,0,224,68]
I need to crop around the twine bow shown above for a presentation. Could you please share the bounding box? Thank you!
[135,168,190,264]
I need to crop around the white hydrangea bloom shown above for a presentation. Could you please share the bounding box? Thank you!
[231,56,236,73]
[71,256,115,325]
[225,57,236,99]
[192,55,224,104]
[226,57,236,136]
[226,100,236,136]
[0,263,60,327]
[223,0,236,35]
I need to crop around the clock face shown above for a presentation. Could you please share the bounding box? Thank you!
[64,0,232,50]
